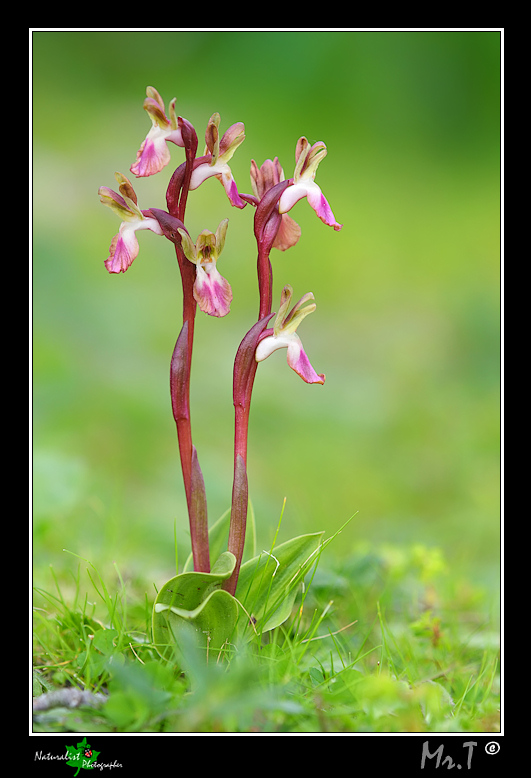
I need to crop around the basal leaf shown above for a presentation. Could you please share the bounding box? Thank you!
[152,552,239,659]
[235,532,323,639]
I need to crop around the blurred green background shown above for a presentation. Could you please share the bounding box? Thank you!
[33,30,500,591]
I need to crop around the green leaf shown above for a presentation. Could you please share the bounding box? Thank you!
[235,531,324,639]
[92,628,119,655]
[152,552,239,660]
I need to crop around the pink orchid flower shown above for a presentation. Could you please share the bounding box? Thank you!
[98,173,163,273]
[177,219,232,318]
[278,137,342,231]
[250,157,301,250]
[255,285,325,384]
[189,113,246,208]
[130,87,185,178]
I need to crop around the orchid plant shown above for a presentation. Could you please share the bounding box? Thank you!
[99,86,342,658]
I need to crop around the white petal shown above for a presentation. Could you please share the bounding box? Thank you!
[277,182,310,214]
[255,332,299,362]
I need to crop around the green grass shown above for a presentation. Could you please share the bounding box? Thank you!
[32,541,500,733]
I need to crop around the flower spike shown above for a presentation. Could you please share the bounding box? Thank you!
[255,285,325,384]
[177,220,232,318]
[278,137,342,231]
[130,86,185,177]
[98,172,163,273]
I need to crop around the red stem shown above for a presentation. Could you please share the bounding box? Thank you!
[257,244,273,321]
[224,314,274,595]
[166,121,211,572]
